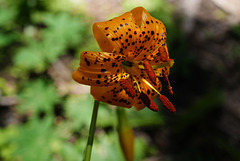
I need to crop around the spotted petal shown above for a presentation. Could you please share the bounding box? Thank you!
[130,7,167,61]
[72,51,129,86]
[93,12,142,60]
[91,78,135,108]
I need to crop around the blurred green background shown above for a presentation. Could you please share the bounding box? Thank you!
[1,0,240,160]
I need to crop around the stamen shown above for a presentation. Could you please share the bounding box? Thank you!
[159,95,176,113]
[162,71,173,95]
[120,79,136,98]
[143,60,157,84]
[139,92,158,112]
[142,78,160,95]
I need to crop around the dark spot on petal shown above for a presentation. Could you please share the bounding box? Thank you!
[85,58,90,66]
[101,69,106,73]
[96,80,101,84]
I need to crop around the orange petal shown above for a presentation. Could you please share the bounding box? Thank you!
[131,7,167,61]
[90,79,135,108]
[158,45,169,62]
[145,45,170,65]
[154,66,170,77]
[72,51,129,86]
[93,12,142,60]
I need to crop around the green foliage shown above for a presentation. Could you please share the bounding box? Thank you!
[3,0,237,161]
[64,95,94,130]
[13,12,88,73]
[17,79,60,117]
[231,25,240,38]
[13,117,56,161]
[0,126,17,161]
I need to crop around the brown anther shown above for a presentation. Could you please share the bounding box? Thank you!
[139,92,158,112]
[159,95,176,113]
[120,79,136,97]
[158,46,168,62]
[143,60,157,84]
[162,71,173,95]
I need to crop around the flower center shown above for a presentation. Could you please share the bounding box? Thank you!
[120,59,175,112]
[122,61,133,68]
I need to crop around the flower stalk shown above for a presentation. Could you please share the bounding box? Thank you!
[83,100,100,161]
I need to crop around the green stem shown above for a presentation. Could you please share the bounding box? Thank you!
[83,100,100,161]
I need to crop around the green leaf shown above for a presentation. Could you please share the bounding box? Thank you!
[0,7,17,28]
[0,126,18,161]
[13,12,89,72]
[13,117,56,161]
[13,42,46,72]
[64,94,94,130]
[17,79,60,117]
[0,32,19,47]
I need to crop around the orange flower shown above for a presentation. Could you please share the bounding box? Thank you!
[73,7,175,111]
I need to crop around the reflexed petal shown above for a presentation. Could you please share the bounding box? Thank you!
[146,45,170,65]
[91,80,135,108]
[72,51,129,86]
[93,12,142,60]
[130,7,167,61]
[154,66,170,77]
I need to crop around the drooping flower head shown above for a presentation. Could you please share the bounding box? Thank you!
[73,7,175,112]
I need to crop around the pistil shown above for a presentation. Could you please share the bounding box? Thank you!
[162,71,173,95]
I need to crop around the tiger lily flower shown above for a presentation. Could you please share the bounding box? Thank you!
[73,7,175,112]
